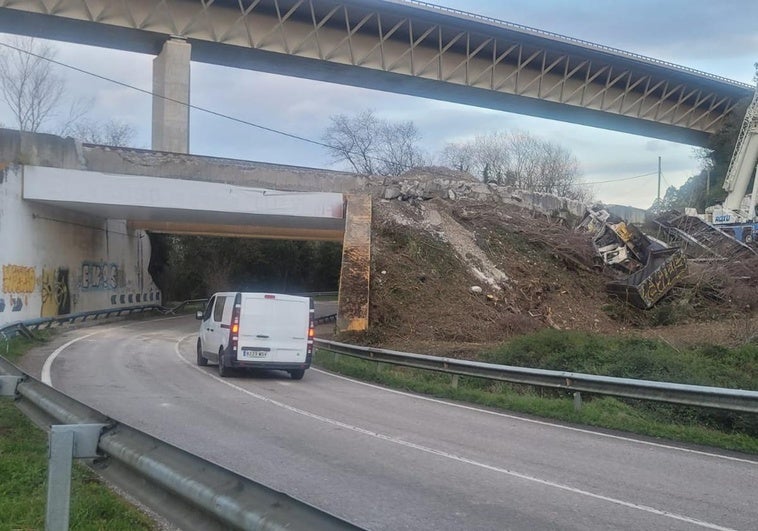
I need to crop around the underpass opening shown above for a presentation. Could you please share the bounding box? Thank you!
[147,233,344,304]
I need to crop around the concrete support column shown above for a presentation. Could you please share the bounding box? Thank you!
[337,195,372,332]
[152,38,191,153]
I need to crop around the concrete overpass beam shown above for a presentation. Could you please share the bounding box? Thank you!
[152,38,190,154]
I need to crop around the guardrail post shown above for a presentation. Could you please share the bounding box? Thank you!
[0,375,23,396]
[573,392,582,411]
[45,424,106,531]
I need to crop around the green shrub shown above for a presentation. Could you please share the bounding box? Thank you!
[479,330,758,437]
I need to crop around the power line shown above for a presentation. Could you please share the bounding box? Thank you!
[577,171,658,186]
[0,39,335,150]
[0,39,659,194]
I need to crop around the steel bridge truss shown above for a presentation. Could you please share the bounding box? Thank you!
[0,0,752,142]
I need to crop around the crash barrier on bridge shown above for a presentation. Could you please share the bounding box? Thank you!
[0,355,361,531]
[314,339,758,413]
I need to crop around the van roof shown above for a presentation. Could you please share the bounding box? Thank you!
[209,292,310,301]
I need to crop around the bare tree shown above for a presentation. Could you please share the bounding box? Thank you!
[68,119,137,147]
[323,109,426,176]
[441,132,511,182]
[440,141,476,173]
[0,36,65,132]
[323,110,379,174]
[440,130,587,200]
[474,132,511,183]
[377,120,426,176]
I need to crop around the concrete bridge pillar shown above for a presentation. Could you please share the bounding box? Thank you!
[152,38,191,153]
[337,195,372,332]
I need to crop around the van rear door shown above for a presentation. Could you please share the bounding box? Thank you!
[238,294,309,363]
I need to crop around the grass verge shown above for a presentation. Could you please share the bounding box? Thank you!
[0,336,157,530]
[1,331,50,363]
[314,331,758,455]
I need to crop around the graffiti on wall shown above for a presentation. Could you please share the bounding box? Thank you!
[41,267,71,318]
[638,251,688,307]
[81,261,119,291]
[1,264,35,314]
[0,297,22,312]
[2,265,36,293]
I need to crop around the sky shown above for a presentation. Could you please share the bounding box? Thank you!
[1,0,756,209]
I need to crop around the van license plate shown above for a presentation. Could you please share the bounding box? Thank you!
[242,349,268,359]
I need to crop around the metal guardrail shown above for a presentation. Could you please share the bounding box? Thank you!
[314,339,758,413]
[0,299,215,340]
[0,305,162,340]
[159,298,208,315]
[314,313,337,325]
[0,355,361,530]
[295,291,339,298]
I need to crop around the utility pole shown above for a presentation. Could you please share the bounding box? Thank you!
[657,156,662,202]
[706,168,710,196]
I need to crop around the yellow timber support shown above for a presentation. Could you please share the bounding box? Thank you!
[337,195,372,332]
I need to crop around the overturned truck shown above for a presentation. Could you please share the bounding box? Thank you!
[577,208,687,309]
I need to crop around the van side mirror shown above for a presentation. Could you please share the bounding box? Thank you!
[195,310,203,320]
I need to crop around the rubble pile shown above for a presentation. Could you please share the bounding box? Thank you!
[368,197,616,349]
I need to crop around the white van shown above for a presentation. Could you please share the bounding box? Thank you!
[195,292,314,380]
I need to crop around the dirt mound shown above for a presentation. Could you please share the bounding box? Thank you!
[356,195,758,353]
[366,198,621,350]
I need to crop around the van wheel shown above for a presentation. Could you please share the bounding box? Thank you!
[218,348,228,377]
[196,340,208,366]
[289,369,305,380]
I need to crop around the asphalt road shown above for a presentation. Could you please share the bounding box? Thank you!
[25,315,758,531]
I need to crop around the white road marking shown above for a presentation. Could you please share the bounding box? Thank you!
[41,333,96,386]
[174,335,739,530]
[39,314,191,386]
[311,368,758,466]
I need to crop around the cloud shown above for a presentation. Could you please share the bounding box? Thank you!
[1,0,751,209]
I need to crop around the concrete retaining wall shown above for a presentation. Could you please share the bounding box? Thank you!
[0,135,159,326]
[604,204,648,225]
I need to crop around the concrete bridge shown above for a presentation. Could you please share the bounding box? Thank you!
[0,129,369,330]
[0,0,753,154]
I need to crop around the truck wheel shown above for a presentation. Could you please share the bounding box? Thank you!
[197,340,208,366]
[289,369,305,380]
[218,348,228,377]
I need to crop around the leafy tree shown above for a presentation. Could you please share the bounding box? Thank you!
[322,109,426,176]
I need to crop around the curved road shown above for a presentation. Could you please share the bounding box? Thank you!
[23,316,758,530]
